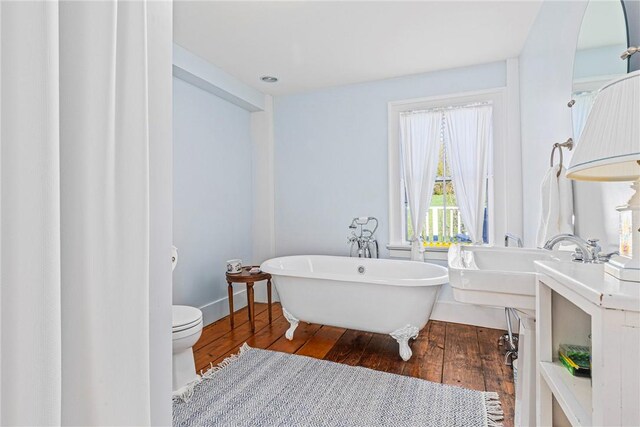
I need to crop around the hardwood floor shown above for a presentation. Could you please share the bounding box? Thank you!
[194,302,515,427]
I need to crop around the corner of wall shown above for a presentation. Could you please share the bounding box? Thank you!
[250,95,278,302]
[506,57,524,240]
[250,95,276,265]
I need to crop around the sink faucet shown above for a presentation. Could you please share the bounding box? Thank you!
[542,234,598,262]
[504,233,523,248]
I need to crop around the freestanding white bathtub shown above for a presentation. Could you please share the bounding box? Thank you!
[260,255,449,361]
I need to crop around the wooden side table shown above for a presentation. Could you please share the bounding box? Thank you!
[226,266,272,332]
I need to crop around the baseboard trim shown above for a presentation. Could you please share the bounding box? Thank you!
[198,287,281,326]
[253,285,280,305]
[198,289,248,326]
[431,284,509,331]
[431,298,508,330]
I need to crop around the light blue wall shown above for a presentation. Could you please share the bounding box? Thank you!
[173,77,253,322]
[273,62,506,257]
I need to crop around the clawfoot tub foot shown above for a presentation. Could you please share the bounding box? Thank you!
[390,325,419,361]
[282,308,299,340]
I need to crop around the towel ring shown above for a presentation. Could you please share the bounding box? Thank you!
[549,138,574,178]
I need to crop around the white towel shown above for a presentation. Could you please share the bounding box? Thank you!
[536,165,574,248]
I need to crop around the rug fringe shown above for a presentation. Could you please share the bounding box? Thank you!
[172,376,202,403]
[482,391,504,427]
[172,343,252,403]
[201,342,251,380]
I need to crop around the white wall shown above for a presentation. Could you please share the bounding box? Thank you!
[173,77,254,325]
[273,62,507,257]
[519,0,631,251]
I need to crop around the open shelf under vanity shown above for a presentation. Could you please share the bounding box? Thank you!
[538,361,592,425]
[535,261,640,427]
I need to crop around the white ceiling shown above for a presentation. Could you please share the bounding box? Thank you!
[174,1,542,96]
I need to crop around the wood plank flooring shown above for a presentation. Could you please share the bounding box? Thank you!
[194,302,515,427]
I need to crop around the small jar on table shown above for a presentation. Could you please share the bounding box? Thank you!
[226,266,272,332]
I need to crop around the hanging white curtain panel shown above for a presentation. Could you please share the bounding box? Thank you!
[443,105,492,244]
[399,111,442,261]
[0,1,171,425]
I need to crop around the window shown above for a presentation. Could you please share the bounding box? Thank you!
[388,89,510,256]
[401,106,490,247]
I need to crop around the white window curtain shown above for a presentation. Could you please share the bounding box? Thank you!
[1,1,171,425]
[443,106,492,244]
[399,111,442,261]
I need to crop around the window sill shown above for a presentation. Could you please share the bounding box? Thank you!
[387,244,450,252]
[386,244,450,261]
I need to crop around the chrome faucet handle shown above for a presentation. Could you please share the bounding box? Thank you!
[571,248,584,262]
[572,248,585,262]
[586,238,601,260]
[597,251,620,262]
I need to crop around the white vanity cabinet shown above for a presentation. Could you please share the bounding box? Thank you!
[535,261,640,427]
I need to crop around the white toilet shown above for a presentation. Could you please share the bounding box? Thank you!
[172,247,204,395]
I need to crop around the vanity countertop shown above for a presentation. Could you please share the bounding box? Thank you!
[535,260,640,312]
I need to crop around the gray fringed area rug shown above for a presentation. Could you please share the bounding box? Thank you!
[173,344,503,427]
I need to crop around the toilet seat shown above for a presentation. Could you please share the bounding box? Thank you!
[171,303,204,395]
[170,249,205,395]
[173,305,203,333]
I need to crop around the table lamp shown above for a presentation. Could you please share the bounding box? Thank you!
[567,70,640,282]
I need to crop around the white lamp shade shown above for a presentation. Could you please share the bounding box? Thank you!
[567,70,640,182]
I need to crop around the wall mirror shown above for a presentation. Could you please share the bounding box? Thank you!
[572,0,628,142]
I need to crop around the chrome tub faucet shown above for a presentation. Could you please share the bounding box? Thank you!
[348,217,379,258]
